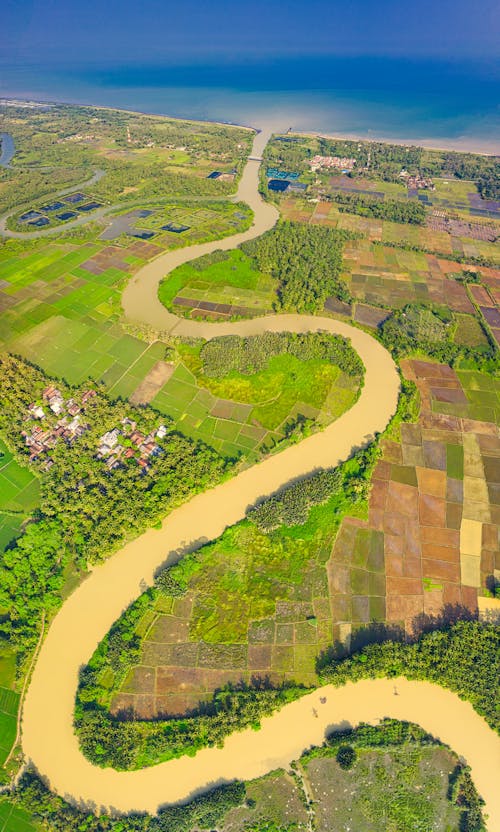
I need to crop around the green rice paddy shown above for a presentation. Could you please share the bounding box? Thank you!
[159,249,277,315]
[456,370,500,425]
[0,800,37,832]
[0,686,19,769]
[0,439,39,554]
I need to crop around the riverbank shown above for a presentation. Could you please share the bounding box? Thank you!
[19,126,499,830]
[0,132,15,167]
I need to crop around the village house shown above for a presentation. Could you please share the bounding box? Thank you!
[400,170,435,190]
[66,398,81,417]
[97,417,164,472]
[28,403,45,419]
[81,389,97,407]
[42,385,65,415]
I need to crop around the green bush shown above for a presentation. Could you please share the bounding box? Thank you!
[336,744,356,769]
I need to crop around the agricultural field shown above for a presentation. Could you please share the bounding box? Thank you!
[332,361,499,636]
[0,439,39,554]
[110,506,347,718]
[280,197,500,264]
[0,800,37,832]
[0,649,20,782]
[159,249,277,319]
[0,200,252,390]
[85,360,499,721]
[149,337,361,458]
[0,686,18,772]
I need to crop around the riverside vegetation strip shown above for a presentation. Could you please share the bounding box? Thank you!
[5,718,487,831]
[0,114,496,828]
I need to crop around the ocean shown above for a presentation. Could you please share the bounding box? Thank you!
[1,56,499,153]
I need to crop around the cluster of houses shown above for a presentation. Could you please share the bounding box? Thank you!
[308,155,356,172]
[57,134,97,144]
[22,386,96,467]
[400,170,435,190]
[97,418,168,472]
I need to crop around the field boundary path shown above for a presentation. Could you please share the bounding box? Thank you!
[20,129,500,829]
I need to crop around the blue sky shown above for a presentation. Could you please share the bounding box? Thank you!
[1,0,499,64]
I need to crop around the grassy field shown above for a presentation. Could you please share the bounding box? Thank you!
[159,249,277,318]
[0,439,40,554]
[0,801,37,832]
[303,742,464,831]
[149,339,361,458]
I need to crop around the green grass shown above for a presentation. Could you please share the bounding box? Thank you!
[151,342,360,457]
[446,443,464,480]
[158,249,277,314]
[456,370,500,425]
[304,741,464,831]
[453,314,489,347]
[0,687,19,767]
[0,800,38,832]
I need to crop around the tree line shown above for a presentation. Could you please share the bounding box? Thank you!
[320,619,499,733]
[248,442,379,533]
[329,191,427,224]
[200,331,364,379]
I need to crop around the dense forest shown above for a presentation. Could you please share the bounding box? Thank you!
[241,221,353,311]
[0,354,228,653]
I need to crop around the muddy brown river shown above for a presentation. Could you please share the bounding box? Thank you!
[21,130,500,827]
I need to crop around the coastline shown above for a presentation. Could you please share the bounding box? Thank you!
[1,94,498,156]
[298,128,500,156]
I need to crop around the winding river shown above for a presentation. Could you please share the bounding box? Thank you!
[21,130,500,827]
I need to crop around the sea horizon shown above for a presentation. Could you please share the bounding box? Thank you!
[1,55,499,154]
